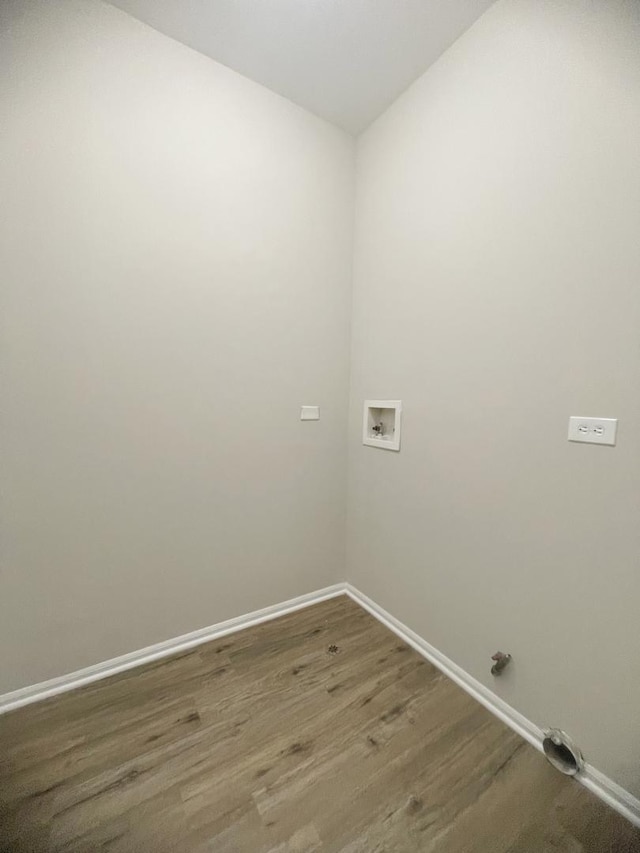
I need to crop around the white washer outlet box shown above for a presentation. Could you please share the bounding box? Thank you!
[568,416,617,446]
[363,400,402,451]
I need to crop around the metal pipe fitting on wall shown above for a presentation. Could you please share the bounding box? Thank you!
[490,651,512,675]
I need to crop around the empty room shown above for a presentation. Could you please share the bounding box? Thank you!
[1,0,639,850]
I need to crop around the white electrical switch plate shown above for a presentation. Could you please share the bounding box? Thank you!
[568,416,617,446]
[300,406,320,421]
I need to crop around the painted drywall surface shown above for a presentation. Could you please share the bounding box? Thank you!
[348,0,640,794]
[106,0,496,134]
[0,0,354,692]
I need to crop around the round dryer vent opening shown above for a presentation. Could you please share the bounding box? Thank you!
[542,729,584,776]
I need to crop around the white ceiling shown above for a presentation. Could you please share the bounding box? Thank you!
[107,0,495,134]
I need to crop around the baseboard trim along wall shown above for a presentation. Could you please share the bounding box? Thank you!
[1,581,638,827]
[0,584,346,716]
[343,583,640,828]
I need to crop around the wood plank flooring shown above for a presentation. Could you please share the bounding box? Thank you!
[1,595,638,852]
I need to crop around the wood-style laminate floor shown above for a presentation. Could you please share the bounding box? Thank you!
[1,596,638,852]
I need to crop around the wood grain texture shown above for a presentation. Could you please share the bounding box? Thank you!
[1,595,638,852]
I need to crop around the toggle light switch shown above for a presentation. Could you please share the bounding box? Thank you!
[568,416,617,446]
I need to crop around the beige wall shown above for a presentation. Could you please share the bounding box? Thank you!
[0,0,354,692]
[3,0,639,801]
[348,0,640,795]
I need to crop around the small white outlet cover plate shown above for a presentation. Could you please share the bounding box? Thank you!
[568,416,617,446]
[300,406,320,421]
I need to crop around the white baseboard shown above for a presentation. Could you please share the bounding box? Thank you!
[345,583,640,828]
[1,580,638,827]
[0,583,347,715]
